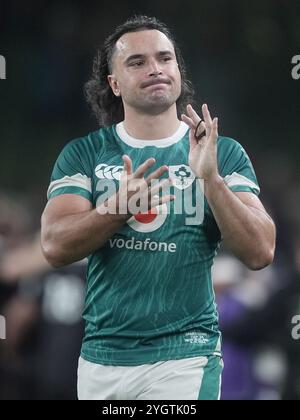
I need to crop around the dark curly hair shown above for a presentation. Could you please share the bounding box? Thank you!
[85,15,195,127]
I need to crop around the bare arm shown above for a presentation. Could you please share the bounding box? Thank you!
[41,156,173,267]
[182,103,275,271]
[41,194,128,267]
[205,177,276,270]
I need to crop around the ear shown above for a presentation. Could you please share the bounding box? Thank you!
[107,75,121,97]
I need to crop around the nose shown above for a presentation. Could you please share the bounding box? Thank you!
[148,59,162,77]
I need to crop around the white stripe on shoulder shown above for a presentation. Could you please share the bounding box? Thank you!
[224,172,260,193]
[47,174,92,199]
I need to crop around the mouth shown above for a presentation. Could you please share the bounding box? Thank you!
[144,83,169,90]
[141,79,170,89]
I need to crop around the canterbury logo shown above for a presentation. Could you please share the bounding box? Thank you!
[95,164,123,180]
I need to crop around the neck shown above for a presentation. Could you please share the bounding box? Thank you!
[123,104,181,140]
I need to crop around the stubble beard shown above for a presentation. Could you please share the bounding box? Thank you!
[125,87,181,116]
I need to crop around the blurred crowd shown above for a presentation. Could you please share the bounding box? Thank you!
[1,0,300,400]
[0,192,86,399]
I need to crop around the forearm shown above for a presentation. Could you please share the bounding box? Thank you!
[41,207,128,267]
[204,175,275,270]
[42,157,173,268]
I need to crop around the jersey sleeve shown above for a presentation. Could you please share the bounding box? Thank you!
[218,137,260,195]
[47,138,93,203]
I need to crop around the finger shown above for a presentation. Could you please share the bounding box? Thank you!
[127,177,148,194]
[157,194,176,206]
[151,194,175,208]
[202,104,213,124]
[186,104,201,126]
[182,114,201,147]
[210,117,218,143]
[146,165,169,184]
[186,105,209,142]
[122,155,132,175]
[150,177,173,196]
[134,158,156,178]
[202,104,213,135]
[195,120,206,140]
[181,113,194,128]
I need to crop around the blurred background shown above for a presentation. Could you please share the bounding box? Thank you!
[0,0,300,400]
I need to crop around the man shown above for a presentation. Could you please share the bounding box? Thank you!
[41,16,276,400]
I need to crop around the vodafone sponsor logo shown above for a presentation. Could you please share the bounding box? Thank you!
[109,237,177,253]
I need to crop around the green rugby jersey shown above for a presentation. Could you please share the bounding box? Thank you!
[47,122,260,366]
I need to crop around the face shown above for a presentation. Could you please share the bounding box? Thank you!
[108,30,182,115]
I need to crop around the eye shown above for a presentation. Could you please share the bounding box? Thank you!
[130,61,144,67]
[162,56,172,62]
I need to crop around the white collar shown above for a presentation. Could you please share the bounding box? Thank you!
[115,121,189,149]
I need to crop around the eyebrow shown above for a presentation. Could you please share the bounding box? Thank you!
[124,50,175,65]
